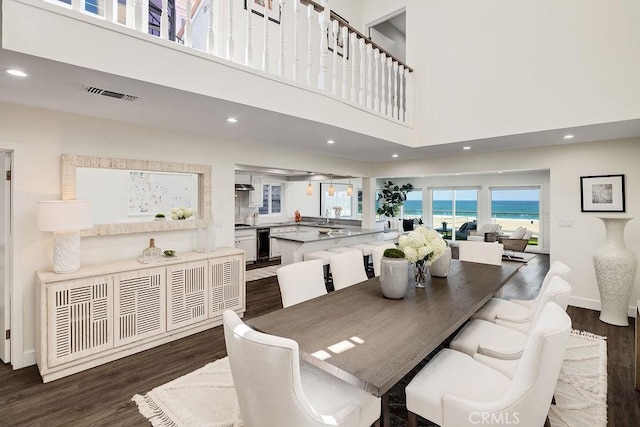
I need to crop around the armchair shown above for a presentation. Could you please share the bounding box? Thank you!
[467,223,502,242]
[499,227,533,254]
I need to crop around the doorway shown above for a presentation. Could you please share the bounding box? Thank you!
[368,10,406,63]
[0,151,11,363]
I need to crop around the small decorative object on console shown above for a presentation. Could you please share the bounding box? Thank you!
[171,206,194,220]
[142,238,161,263]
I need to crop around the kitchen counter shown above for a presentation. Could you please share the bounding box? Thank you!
[270,228,382,243]
[234,220,360,230]
[269,227,384,265]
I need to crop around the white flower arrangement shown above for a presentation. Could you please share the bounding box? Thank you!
[171,206,194,220]
[398,226,447,266]
[332,206,343,213]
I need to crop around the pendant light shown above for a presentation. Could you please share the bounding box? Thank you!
[346,177,353,196]
[328,174,335,196]
[306,172,313,196]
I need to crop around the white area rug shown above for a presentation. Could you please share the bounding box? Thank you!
[548,330,607,427]
[132,330,607,427]
[245,265,278,282]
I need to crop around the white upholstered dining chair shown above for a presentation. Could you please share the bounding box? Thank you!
[223,310,381,427]
[450,276,572,360]
[458,241,504,266]
[472,261,572,333]
[405,302,571,427]
[276,259,328,308]
[330,249,369,290]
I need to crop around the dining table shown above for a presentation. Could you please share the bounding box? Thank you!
[246,259,522,426]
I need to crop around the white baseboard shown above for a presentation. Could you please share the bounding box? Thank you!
[569,296,636,318]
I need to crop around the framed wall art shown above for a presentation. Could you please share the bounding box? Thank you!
[244,0,281,24]
[580,174,625,212]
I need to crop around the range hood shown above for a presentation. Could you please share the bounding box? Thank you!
[235,183,255,191]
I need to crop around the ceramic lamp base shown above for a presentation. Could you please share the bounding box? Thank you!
[53,230,81,273]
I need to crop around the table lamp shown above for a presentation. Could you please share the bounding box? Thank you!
[37,200,93,273]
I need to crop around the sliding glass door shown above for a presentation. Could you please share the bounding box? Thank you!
[490,187,540,245]
[432,188,478,240]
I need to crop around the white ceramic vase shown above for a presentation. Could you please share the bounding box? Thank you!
[429,246,452,278]
[380,257,409,299]
[593,217,638,326]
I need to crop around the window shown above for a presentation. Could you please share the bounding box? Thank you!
[258,184,282,215]
[321,183,352,218]
[404,189,423,219]
[432,188,478,240]
[490,187,540,245]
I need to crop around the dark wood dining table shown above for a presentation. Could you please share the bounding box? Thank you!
[246,260,521,426]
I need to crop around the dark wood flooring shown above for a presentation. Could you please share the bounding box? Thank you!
[0,254,637,426]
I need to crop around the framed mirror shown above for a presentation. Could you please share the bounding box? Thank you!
[61,154,211,236]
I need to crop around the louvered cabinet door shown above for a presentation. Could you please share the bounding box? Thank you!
[114,267,166,347]
[47,276,114,367]
[209,254,245,318]
[166,260,208,331]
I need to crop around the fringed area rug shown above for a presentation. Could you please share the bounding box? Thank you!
[133,330,607,427]
[132,357,242,427]
[548,330,607,427]
[245,265,278,282]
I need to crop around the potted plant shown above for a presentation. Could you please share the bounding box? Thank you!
[376,180,414,218]
[154,213,166,221]
[379,248,409,299]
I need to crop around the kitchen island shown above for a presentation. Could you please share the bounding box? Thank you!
[270,227,385,265]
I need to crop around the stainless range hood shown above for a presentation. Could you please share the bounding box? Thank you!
[235,183,255,191]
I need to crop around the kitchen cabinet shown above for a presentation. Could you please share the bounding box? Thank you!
[270,226,297,258]
[36,249,245,382]
[235,229,257,262]
[249,175,263,207]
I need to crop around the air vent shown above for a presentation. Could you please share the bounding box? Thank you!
[85,86,138,102]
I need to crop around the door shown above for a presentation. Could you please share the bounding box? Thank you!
[0,152,10,362]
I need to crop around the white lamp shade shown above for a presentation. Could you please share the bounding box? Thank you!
[37,200,94,231]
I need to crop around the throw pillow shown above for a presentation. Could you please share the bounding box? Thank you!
[510,227,526,239]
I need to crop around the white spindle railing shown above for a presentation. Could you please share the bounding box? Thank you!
[279,0,286,76]
[245,0,253,66]
[226,0,234,60]
[262,0,269,71]
[49,0,413,124]
[306,4,314,86]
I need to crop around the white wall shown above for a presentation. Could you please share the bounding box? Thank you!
[0,102,370,366]
[406,0,640,146]
[373,138,640,317]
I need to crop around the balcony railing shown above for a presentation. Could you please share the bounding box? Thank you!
[48,0,413,123]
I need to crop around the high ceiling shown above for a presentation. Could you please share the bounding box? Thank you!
[2,47,640,164]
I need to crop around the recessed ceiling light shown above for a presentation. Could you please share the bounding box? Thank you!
[226,117,238,123]
[463,146,471,150]
[326,139,335,144]
[497,171,503,174]
[5,69,27,77]
[563,134,574,140]
[392,154,399,158]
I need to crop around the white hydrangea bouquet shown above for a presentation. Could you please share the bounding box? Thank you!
[398,226,447,267]
[171,206,194,220]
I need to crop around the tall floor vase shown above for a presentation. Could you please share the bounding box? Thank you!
[593,217,638,326]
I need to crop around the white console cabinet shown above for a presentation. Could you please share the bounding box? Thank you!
[36,248,245,382]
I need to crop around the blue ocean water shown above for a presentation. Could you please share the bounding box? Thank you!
[403,200,539,220]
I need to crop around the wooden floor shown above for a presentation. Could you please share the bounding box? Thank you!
[0,254,637,426]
